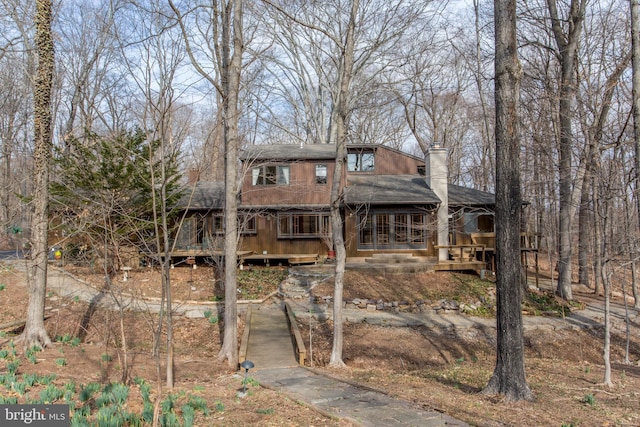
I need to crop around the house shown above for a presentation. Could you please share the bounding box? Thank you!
[174,143,495,268]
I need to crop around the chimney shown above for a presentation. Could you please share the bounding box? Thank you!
[187,168,200,184]
[426,142,449,261]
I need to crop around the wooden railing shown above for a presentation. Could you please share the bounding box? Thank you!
[284,302,307,366]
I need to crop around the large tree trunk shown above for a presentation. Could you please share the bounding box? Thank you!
[632,0,640,308]
[483,0,533,402]
[21,0,54,350]
[217,0,243,368]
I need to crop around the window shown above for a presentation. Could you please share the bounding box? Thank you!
[357,211,426,249]
[347,150,375,172]
[278,213,330,238]
[315,164,327,184]
[252,165,290,186]
[211,214,256,235]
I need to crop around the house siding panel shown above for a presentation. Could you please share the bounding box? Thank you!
[240,214,327,256]
[371,146,422,175]
[241,161,335,207]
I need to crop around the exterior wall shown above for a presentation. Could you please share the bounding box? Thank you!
[241,161,336,207]
[239,213,327,255]
[369,146,423,175]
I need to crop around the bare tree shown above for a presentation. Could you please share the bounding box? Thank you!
[169,0,245,367]
[483,0,533,401]
[547,0,588,301]
[632,0,640,308]
[21,0,54,350]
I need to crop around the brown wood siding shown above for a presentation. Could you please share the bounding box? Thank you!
[239,214,327,255]
[372,146,423,175]
[241,161,335,206]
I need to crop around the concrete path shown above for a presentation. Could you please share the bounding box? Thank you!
[253,366,469,426]
[243,300,469,426]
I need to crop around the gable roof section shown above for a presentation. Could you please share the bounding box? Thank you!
[344,175,440,205]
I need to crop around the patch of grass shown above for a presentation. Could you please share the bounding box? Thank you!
[55,358,67,367]
[0,284,6,291]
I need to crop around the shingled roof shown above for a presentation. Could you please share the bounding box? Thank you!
[176,181,225,210]
[344,175,440,205]
[448,184,495,206]
[344,175,495,207]
[240,144,336,161]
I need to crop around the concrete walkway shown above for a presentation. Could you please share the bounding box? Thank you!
[253,366,468,426]
[243,300,469,426]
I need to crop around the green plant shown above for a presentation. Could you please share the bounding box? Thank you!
[181,404,195,427]
[0,349,9,359]
[79,382,101,402]
[256,408,275,415]
[70,337,81,347]
[96,383,129,407]
[0,284,6,291]
[7,360,19,374]
[214,401,225,412]
[582,393,596,406]
[207,315,219,325]
[101,353,112,362]
[38,374,56,385]
[40,384,64,403]
[243,376,259,387]
[55,358,67,367]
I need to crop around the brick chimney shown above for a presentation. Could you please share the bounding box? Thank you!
[426,142,449,261]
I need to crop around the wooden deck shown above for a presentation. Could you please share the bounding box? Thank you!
[243,253,320,265]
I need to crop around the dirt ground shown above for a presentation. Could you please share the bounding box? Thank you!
[1,260,639,426]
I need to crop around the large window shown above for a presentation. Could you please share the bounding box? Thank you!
[278,212,330,238]
[347,150,375,172]
[358,212,426,249]
[252,165,290,186]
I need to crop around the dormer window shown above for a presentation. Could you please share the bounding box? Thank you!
[252,165,290,186]
[347,149,374,172]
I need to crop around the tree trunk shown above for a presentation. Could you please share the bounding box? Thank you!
[577,174,591,287]
[547,0,587,301]
[21,0,54,350]
[328,0,358,368]
[483,0,533,401]
[217,0,243,368]
[632,0,640,308]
